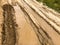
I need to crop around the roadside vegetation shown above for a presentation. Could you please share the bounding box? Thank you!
[37,0,60,13]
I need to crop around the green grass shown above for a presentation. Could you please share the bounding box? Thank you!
[37,0,60,13]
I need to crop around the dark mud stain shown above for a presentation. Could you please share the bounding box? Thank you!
[2,4,18,45]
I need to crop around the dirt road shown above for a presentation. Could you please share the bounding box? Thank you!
[0,0,60,45]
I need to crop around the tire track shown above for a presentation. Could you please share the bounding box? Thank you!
[17,0,60,45]
[24,0,60,34]
[17,1,55,45]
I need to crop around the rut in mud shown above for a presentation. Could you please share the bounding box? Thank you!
[2,4,18,45]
